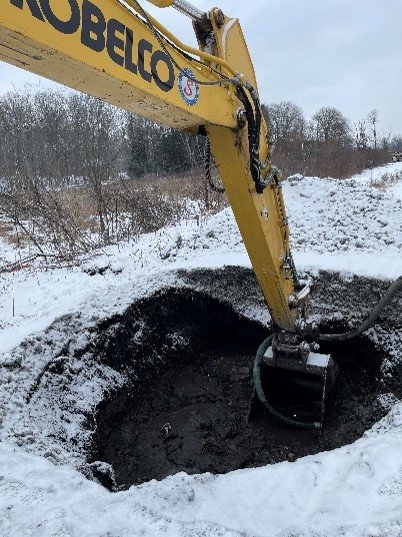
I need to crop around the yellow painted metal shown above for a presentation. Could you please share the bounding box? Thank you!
[146,0,174,7]
[207,125,296,329]
[123,0,242,80]
[0,0,297,330]
[207,12,271,167]
[0,0,236,129]
[206,11,297,330]
[209,14,254,81]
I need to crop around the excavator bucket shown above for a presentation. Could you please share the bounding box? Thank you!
[249,342,338,429]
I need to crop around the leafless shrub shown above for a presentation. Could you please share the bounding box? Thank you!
[0,180,96,259]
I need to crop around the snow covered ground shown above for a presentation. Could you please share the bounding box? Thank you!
[2,163,401,354]
[352,161,402,189]
[1,162,402,536]
[2,413,402,537]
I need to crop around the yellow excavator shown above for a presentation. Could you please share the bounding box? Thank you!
[2,0,398,428]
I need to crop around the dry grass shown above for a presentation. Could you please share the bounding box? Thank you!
[0,168,229,260]
[134,168,228,211]
[370,171,402,190]
[0,221,30,248]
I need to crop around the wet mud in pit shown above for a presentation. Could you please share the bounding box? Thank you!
[90,285,402,490]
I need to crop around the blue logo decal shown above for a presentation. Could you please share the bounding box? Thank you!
[178,68,200,106]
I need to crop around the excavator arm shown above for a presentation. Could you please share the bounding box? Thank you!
[0,0,336,427]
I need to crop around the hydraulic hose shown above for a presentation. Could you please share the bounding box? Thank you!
[204,138,224,193]
[253,336,321,430]
[122,0,240,85]
[320,276,402,342]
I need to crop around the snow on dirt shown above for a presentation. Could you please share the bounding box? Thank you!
[1,163,401,353]
[2,416,402,537]
[352,160,402,183]
[0,162,402,537]
[352,161,402,201]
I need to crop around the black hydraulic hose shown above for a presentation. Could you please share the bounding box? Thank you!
[204,138,224,193]
[320,276,402,342]
[236,86,263,192]
[253,336,321,430]
[126,0,267,194]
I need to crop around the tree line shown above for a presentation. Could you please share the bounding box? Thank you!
[0,87,399,188]
[262,102,400,178]
[0,87,400,257]
[0,88,211,255]
[0,87,204,190]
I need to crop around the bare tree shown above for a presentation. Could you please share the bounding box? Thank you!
[390,135,402,151]
[367,109,378,150]
[68,94,124,242]
[354,120,369,150]
[262,101,305,147]
[312,106,351,144]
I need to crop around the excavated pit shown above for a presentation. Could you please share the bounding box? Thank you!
[90,285,402,490]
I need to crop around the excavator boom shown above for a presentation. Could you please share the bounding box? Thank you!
[0,0,337,427]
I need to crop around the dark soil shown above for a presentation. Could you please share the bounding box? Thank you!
[90,288,402,490]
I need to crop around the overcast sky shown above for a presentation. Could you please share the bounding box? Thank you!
[0,0,401,135]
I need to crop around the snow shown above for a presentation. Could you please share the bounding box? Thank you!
[0,235,20,265]
[1,161,402,536]
[2,163,401,354]
[393,180,402,201]
[351,161,402,202]
[351,161,402,186]
[293,251,402,280]
[307,351,330,368]
[2,410,402,537]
